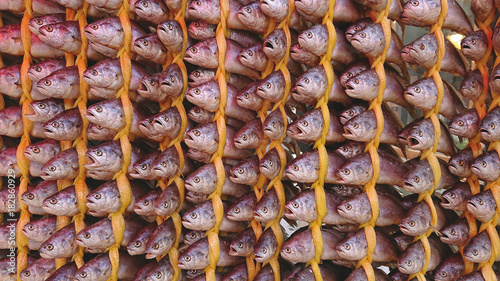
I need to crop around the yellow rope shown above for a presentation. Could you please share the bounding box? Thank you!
[205,0,229,278]
[72,1,90,269]
[107,1,134,280]
[16,0,33,279]
[307,0,336,280]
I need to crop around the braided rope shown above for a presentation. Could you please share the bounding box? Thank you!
[0,11,4,225]
[205,0,230,278]
[307,0,336,280]
[15,0,34,279]
[107,1,135,279]
[71,1,90,269]
[152,0,190,279]
[405,1,447,280]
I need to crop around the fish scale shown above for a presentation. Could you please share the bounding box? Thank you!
[1,0,500,280]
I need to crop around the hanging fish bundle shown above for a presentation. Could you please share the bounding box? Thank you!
[1,0,500,280]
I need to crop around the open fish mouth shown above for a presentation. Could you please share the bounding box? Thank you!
[408,137,420,146]
[264,41,274,49]
[287,125,303,136]
[440,196,451,206]
[84,154,98,167]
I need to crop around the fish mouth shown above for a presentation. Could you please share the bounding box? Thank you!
[345,83,354,91]
[264,41,274,49]
[284,206,294,217]
[480,127,490,135]
[184,52,192,59]
[448,162,457,171]
[138,81,149,93]
[440,196,451,207]
[259,163,269,171]
[25,104,37,117]
[343,127,356,138]
[398,224,411,235]
[470,164,481,174]
[229,245,239,255]
[462,44,471,50]
[408,137,420,146]
[84,154,98,168]
[286,125,303,136]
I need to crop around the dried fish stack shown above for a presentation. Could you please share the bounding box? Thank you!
[1,0,500,280]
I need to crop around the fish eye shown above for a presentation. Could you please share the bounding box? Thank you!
[353,123,359,129]
[345,204,352,210]
[149,79,156,86]
[242,135,248,141]
[185,255,192,261]
[195,0,201,4]
[306,32,313,39]
[35,66,42,72]
[28,224,35,230]
[25,193,35,200]
[482,162,487,167]
[190,233,197,238]
[471,39,476,45]
[194,130,201,136]
[261,248,267,254]
[419,43,425,50]
[191,47,198,53]
[140,164,147,170]
[414,87,421,93]
[94,193,102,199]
[141,0,149,7]
[49,166,57,172]
[472,250,479,256]
[301,121,308,127]
[491,124,495,129]
[458,160,464,166]
[143,200,150,206]
[190,212,197,219]
[262,207,268,213]
[342,169,350,175]
[292,165,299,171]
[303,78,310,84]
[153,243,160,249]
[90,24,98,30]
[234,207,240,213]
[44,80,52,86]
[35,19,43,25]
[418,131,423,137]
[193,89,201,95]
[32,147,40,153]
[292,202,299,208]
[193,107,201,113]
[406,260,413,266]
[45,26,54,32]
[238,242,243,248]
[193,22,200,27]
[95,106,103,112]
[91,69,98,76]
[96,125,104,129]
[51,121,59,128]
[342,147,348,152]
[167,24,173,30]
[268,161,273,167]
[155,272,162,278]
[161,162,167,167]
[193,71,200,77]
[408,221,416,227]
[80,272,87,278]
[141,39,149,46]
[193,177,200,183]
[95,150,103,156]
[450,229,455,235]
[163,202,168,208]
[411,0,418,5]
[45,244,54,251]
[414,176,420,183]
[247,50,253,56]
[266,82,271,89]
[440,272,447,277]
[84,233,91,239]
[23,271,31,277]
[170,76,175,82]
[274,38,279,44]
[353,79,359,84]
[348,110,354,116]
[245,7,252,12]
[49,198,58,204]
[344,243,351,250]
[359,33,366,38]
[471,82,476,87]
[285,247,291,253]
[457,121,464,126]
[272,123,276,128]
[37,103,46,111]
[237,168,244,174]
[478,199,484,205]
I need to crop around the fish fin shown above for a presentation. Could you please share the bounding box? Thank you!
[283,217,298,228]
[148,26,157,33]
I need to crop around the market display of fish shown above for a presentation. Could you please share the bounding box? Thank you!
[1,0,500,279]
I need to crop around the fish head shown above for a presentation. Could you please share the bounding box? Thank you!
[188,68,215,86]
[84,18,119,46]
[336,141,365,159]
[345,20,370,42]
[134,192,157,215]
[145,262,175,281]
[135,0,166,19]
[285,190,316,221]
[449,109,480,137]
[438,220,469,245]
[229,158,259,185]
[75,220,112,249]
[285,153,318,183]
[145,231,175,258]
[151,109,180,135]
[470,151,500,181]
[448,150,472,177]
[24,139,60,163]
[41,187,76,215]
[43,112,80,140]
[256,71,285,101]
[295,67,325,97]
[157,20,183,44]
[337,159,370,185]
[182,202,214,230]
[336,234,365,260]
[234,127,261,149]
[259,149,281,179]
[226,194,256,221]
[188,106,214,124]
[131,155,157,180]
[397,243,424,274]
[344,71,377,100]
[406,123,433,151]
[38,23,66,49]
[460,73,483,100]
[399,211,427,236]
[401,0,430,24]
[85,184,117,212]
[479,109,500,142]
[237,3,260,23]
[403,162,433,194]
[84,141,121,170]
[73,262,109,281]
[349,24,383,56]
[404,78,436,111]
[440,186,469,210]
[41,158,72,180]
[87,123,117,141]
[178,240,209,270]
[185,190,209,203]
[461,31,487,60]
[463,233,490,263]
[403,35,437,68]
[467,191,496,221]
[263,29,286,61]
[0,65,21,94]
[0,24,23,55]
[297,25,327,54]
[85,100,123,131]
[254,190,279,223]
[239,44,266,70]
[340,61,370,87]
[254,231,277,263]
[185,82,220,112]
[184,123,219,153]
[82,62,119,89]
[134,34,163,58]
[188,0,219,23]
[187,20,216,40]
[184,39,218,67]
[339,104,367,124]
[337,196,370,223]
[343,112,375,141]
[28,14,65,35]
[184,230,205,246]
[137,73,161,99]
[263,110,285,140]
[185,164,216,194]
[259,0,288,20]
[154,187,180,217]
